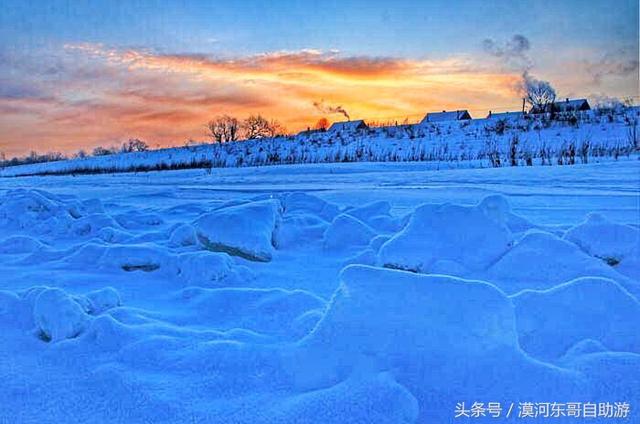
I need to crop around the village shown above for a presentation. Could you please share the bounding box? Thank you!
[301,97,592,137]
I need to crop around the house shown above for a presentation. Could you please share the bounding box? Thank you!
[530,98,591,114]
[328,120,368,133]
[552,98,591,113]
[420,110,472,124]
[297,128,323,137]
[487,111,525,119]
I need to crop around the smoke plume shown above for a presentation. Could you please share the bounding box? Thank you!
[313,100,350,121]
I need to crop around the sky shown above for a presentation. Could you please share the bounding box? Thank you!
[0,0,638,156]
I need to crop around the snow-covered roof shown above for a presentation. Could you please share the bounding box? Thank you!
[328,120,368,132]
[421,110,472,124]
[531,98,591,114]
[553,98,590,112]
[297,128,323,137]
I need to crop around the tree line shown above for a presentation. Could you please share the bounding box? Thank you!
[0,139,150,168]
[206,114,287,143]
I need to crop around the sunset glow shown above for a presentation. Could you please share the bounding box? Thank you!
[0,0,637,155]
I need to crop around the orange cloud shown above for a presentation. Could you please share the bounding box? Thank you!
[0,44,524,156]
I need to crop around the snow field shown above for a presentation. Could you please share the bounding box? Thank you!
[0,162,638,423]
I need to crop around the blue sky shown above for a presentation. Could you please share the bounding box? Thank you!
[0,0,638,155]
[2,0,637,57]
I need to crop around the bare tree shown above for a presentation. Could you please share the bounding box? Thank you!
[92,146,117,156]
[267,119,287,137]
[225,116,240,141]
[121,138,149,153]
[207,118,225,143]
[207,115,240,143]
[522,72,556,113]
[242,115,273,139]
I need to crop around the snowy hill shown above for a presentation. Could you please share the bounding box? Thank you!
[2,107,638,177]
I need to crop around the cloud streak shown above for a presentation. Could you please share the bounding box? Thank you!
[482,34,532,71]
[0,43,565,155]
[585,47,639,84]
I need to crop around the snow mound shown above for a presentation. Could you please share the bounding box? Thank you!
[291,265,600,422]
[282,192,340,222]
[174,286,325,339]
[564,213,639,264]
[560,351,640,402]
[343,248,378,266]
[346,201,391,222]
[0,189,84,234]
[84,314,136,351]
[0,235,46,254]
[560,339,609,361]
[479,194,535,234]
[33,288,90,342]
[70,213,122,237]
[0,290,31,328]
[194,199,282,262]
[97,244,174,273]
[323,214,377,251]
[176,251,243,285]
[114,211,164,229]
[511,277,640,361]
[2,285,125,344]
[346,201,404,232]
[379,197,513,272]
[96,227,132,243]
[271,372,418,424]
[80,198,105,214]
[306,265,517,359]
[84,287,122,314]
[167,223,198,247]
[616,244,640,281]
[65,242,243,283]
[274,214,328,249]
[369,235,390,252]
[487,230,625,293]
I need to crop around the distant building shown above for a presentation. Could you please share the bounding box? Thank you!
[420,110,472,124]
[487,111,525,119]
[328,120,369,132]
[530,98,591,114]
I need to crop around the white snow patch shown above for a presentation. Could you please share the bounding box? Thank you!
[33,288,89,342]
[512,277,640,361]
[282,192,340,222]
[379,196,513,272]
[176,251,244,285]
[168,223,198,247]
[564,213,639,265]
[194,199,282,262]
[487,230,625,293]
[323,214,377,251]
[84,287,122,315]
[274,214,328,249]
[0,236,46,254]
